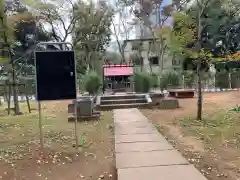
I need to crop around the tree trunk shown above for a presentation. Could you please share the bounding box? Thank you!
[111,19,125,63]
[0,10,20,115]
[147,43,152,73]
[196,60,202,120]
[87,51,93,70]
[158,39,165,74]
[7,83,11,115]
[159,48,164,74]
[196,3,202,120]
[139,50,143,72]
[11,63,20,115]
[140,61,143,72]
[149,56,153,73]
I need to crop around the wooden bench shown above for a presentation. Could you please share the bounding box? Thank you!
[168,89,194,99]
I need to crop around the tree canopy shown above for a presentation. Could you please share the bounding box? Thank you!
[186,0,240,60]
[72,1,113,74]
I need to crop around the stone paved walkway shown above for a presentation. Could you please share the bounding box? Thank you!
[114,108,207,180]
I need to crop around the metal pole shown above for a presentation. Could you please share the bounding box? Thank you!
[74,102,79,150]
[38,101,44,150]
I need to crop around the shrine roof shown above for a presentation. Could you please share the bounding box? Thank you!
[103,64,133,76]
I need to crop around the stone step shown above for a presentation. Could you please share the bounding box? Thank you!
[100,98,147,105]
[101,94,146,101]
[99,103,149,111]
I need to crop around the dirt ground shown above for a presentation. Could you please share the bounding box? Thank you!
[0,101,116,180]
[141,91,240,180]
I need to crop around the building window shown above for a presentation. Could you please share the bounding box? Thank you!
[131,41,143,51]
[172,58,180,65]
[149,56,159,65]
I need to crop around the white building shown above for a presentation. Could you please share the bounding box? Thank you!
[129,0,180,74]
[123,38,181,74]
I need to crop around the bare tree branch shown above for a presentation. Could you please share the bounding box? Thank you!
[111,18,125,62]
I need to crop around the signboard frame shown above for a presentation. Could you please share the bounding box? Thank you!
[33,42,79,150]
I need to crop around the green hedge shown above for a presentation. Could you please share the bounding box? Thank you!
[183,71,195,88]
[151,73,159,88]
[133,72,152,93]
[84,71,101,95]
[215,71,229,89]
[160,70,180,89]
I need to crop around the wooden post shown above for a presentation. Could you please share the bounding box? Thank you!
[23,83,31,113]
[26,95,31,113]
[228,72,232,89]
[3,82,7,103]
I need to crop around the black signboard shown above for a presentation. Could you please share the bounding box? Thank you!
[35,51,76,101]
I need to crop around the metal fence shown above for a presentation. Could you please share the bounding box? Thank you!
[183,71,240,90]
[156,71,240,90]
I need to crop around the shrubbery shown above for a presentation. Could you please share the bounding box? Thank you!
[84,71,101,95]
[159,70,180,89]
[151,73,159,89]
[183,71,195,88]
[215,70,229,89]
[133,72,152,93]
